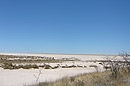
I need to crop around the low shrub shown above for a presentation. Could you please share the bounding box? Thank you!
[89,65,97,67]
[44,65,51,69]
[77,65,83,67]
[39,65,45,68]
[51,66,59,69]
[22,65,32,69]
[2,63,39,69]
[2,63,14,69]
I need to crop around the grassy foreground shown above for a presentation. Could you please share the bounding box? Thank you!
[31,70,130,86]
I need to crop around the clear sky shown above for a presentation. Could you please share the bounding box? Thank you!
[0,0,130,55]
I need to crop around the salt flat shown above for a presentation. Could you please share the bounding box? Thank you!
[0,53,120,86]
[0,67,101,86]
[0,53,122,61]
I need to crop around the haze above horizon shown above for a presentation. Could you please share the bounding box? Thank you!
[0,0,130,55]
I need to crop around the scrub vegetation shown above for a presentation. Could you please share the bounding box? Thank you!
[0,55,61,63]
[31,70,130,86]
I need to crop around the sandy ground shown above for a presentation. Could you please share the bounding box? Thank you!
[0,67,101,86]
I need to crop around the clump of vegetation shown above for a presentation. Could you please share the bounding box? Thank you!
[77,65,83,68]
[2,63,14,69]
[0,55,62,64]
[61,66,69,68]
[39,65,45,68]
[51,66,59,69]
[44,64,51,69]
[22,65,39,69]
[61,65,78,68]
[89,65,97,67]
[2,63,40,69]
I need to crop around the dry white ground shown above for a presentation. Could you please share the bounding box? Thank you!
[0,67,102,86]
[0,53,120,86]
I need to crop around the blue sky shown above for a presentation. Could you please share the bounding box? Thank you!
[0,0,130,55]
